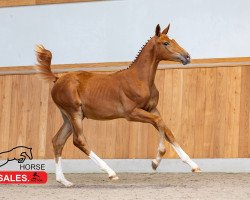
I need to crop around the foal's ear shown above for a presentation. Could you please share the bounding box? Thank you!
[155,24,161,37]
[162,24,170,35]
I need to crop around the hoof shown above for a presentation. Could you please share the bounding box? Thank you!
[109,175,119,180]
[57,179,74,187]
[192,167,202,173]
[151,160,158,171]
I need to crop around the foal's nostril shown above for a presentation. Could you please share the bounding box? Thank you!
[186,54,190,61]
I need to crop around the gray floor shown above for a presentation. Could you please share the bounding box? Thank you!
[0,173,250,200]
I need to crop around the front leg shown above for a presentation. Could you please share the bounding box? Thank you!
[150,109,166,170]
[152,136,166,170]
[127,108,201,172]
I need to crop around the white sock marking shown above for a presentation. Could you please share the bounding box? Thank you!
[153,129,166,164]
[172,144,199,170]
[89,151,117,178]
[155,139,165,163]
[55,157,73,187]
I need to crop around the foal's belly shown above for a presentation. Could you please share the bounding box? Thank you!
[82,102,124,120]
[80,91,125,120]
[78,74,125,120]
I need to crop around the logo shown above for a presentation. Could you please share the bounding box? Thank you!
[0,146,47,184]
[0,171,47,184]
[0,146,33,167]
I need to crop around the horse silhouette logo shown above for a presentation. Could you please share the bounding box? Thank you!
[0,146,33,167]
[31,172,43,182]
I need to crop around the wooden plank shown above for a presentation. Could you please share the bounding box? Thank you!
[203,68,217,158]
[194,68,206,158]
[15,75,29,148]
[115,119,130,158]
[187,69,198,158]
[0,76,5,151]
[213,67,228,157]
[0,76,12,152]
[105,120,117,159]
[135,122,147,159]
[179,69,197,158]
[168,69,183,158]
[25,75,43,158]
[96,120,108,158]
[239,67,250,157]
[224,67,241,157]
[6,75,29,157]
[37,81,50,158]
[128,121,140,158]
[8,75,21,151]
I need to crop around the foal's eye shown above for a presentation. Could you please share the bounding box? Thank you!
[163,42,169,46]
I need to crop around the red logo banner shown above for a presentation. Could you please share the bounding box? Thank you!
[0,171,47,184]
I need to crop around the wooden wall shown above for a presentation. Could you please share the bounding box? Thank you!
[0,58,249,159]
[0,0,99,8]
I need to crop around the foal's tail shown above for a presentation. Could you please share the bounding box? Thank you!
[34,44,58,83]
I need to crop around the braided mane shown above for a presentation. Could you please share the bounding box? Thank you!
[118,37,152,72]
[129,37,152,68]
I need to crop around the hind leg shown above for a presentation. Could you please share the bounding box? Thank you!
[52,112,73,187]
[68,108,118,180]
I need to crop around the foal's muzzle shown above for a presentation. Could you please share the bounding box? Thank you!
[180,53,191,65]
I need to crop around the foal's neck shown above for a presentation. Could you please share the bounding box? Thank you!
[129,37,160,87]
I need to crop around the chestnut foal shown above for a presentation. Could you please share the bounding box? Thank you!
[35,24,201,187]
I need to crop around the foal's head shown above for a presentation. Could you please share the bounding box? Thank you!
[154,24,190,65]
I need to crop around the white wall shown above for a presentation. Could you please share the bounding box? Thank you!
[0,0,250,67]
